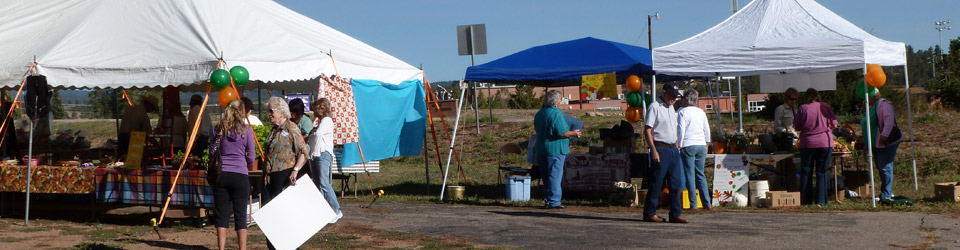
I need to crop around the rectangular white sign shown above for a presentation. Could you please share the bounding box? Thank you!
[252,175,335,250]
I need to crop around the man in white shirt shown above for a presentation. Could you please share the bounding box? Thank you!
[241,97,263,126]
[677,88,711,210]
[642,83,688,223]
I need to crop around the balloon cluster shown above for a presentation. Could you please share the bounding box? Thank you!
[209,66,250,106]
[623,75,650,123]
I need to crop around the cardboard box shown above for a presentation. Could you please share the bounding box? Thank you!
[765,191,800,208]
[827,189,845,201]
[935,182,960,202]
[843,170,872,198]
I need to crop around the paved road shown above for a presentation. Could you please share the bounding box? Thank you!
[343,203,960,249]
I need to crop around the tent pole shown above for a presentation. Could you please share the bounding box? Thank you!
[257,84,262,119]
[25,119,33,227]
[424,124,430,195]
[651,75,657,106]
[727,78,734,121]
[708,78,724,138]
[114,89,121,157]
[440,80,467,200]
[903,64,918,190]
[863,64,877,208]
[473,82,479,134]
[737,76,744,134]
[488,83,493,123]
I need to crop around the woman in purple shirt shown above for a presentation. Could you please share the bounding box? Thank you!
[210,99,255,250]
[793,88,838,206]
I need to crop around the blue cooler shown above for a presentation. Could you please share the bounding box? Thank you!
[506,176,531,201]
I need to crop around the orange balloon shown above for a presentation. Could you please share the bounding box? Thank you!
[866,64,882,75]
[625,106,642,123]
[626,75,642,92]
[218,87,238,107]
[866,65,886,88]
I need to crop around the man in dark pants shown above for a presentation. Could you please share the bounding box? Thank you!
[642,83,688,223]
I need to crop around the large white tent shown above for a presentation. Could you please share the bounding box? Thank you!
[653,0,905,76]
[653,0,918,208]
[0,0,422,89]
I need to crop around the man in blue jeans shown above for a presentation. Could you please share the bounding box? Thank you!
[642,83,688,223]
[534,90,581,209]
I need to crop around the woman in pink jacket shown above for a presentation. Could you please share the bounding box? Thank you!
[793,88,837,206]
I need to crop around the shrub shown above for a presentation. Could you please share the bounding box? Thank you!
[507,84,541,109]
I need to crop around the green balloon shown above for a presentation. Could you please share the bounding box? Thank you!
[210,69,231,89]
[626,92,643,107]
[230,66,250,86]
[643,93,653,107]
[855,79,876,99]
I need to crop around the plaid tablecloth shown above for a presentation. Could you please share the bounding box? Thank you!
[0,165,96,194]
[95,168,213,208]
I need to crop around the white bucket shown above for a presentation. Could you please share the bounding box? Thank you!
[749,180,770,207]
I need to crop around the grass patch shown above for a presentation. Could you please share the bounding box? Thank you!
[1,237,23,243]
[915,113,940,123]
[56,225,87,236]
[84,228,120,242]
[17,226,46,233]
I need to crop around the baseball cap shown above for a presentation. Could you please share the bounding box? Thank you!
[662,83,682,97]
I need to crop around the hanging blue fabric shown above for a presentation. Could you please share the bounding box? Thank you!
[339,79,426,167]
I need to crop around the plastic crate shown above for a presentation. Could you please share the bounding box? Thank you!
[506,176,531,201]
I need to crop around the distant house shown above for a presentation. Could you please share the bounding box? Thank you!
[696,93,768,113]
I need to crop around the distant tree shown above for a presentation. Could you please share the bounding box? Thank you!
[51,90,66,119]
[88,89,162,118]
[507,84,541,109]
[930,37,960,109]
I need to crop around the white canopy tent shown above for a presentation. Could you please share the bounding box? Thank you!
[0,0,422,89]
[0,0,425,227]
[653,0,917,207]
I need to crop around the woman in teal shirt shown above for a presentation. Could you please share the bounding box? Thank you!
[860,90,901,199]
[534,90,581,209]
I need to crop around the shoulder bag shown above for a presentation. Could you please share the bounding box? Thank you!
[207,132,223,184]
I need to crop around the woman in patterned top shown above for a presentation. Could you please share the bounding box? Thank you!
[262,96,309,250]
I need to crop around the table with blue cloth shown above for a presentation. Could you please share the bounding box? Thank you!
[95,168,213,208]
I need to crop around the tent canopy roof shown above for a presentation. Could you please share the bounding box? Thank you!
[0,0,421,89]
[653,0,906,77]
[465,37,652,87]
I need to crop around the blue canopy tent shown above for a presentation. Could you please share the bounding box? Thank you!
[464,37,653,86]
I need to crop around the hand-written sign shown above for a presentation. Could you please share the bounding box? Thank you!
[712,154,750,207]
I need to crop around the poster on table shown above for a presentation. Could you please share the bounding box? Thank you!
[580,72,616,100]
[712,154,750,207]
[562,154,630,192]
[252,175,335,250]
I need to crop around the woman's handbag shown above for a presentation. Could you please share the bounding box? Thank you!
[207,134,223,184]
[886,126,902,143]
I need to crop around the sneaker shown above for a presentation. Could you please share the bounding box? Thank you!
[330,212,343,224]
